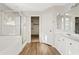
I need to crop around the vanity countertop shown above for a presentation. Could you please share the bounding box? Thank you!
[55,29,79,42]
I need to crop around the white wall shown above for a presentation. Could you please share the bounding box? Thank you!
[21,16,31,43]
[40,9,56,45]
[0,36,22,55]
[39,6,66,45]
[22,11,41,43]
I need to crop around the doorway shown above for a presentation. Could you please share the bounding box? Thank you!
[75,17,79,34]
[31,16,39,42]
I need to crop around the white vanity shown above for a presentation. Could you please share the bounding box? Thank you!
[55,30,79,55]
[55,4,79,55]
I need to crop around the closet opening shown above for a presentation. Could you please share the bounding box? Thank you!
[31,16,39,42]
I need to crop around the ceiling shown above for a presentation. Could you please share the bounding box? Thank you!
[0,4,12,11]
[68,5,79,15]
[4,3,67,11]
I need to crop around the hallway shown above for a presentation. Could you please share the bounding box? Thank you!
[0,3,78,55]
[19,36,60,55]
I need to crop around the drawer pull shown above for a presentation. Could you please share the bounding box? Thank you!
[70,43,72,45]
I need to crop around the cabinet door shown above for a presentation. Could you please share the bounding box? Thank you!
[55,34,79,55]
[64,38,71,55]
[59,37,79,55]
[65,38,79,55]
[55,35,61,48]
[55,35,66,54]
[59,36,67,54]
[55,34,61,52]
[68,40,79,55]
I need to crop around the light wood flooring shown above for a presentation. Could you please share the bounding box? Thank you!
[19,35,60,55]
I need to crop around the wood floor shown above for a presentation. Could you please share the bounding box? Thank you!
[19,35,60,55]
[31,35,39,42]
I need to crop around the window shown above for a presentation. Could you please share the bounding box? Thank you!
[0,12,20,36]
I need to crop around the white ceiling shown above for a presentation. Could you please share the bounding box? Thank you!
[68,5,79,15]
[0,4,12,11]
[4,3,67,11]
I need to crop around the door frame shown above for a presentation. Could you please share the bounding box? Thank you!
[30,16,40,42]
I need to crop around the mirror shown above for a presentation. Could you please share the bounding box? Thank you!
[57,4,79,34]
[57,14,72,33]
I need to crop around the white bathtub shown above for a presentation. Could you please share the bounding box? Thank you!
[0,36,22,55]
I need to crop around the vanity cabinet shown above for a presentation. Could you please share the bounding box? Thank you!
[55,34,79,55]
[56,4,79,55]
[66,39,79,55]
[55,34,67,54]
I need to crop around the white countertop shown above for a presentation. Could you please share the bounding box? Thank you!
[55,29,79,42]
